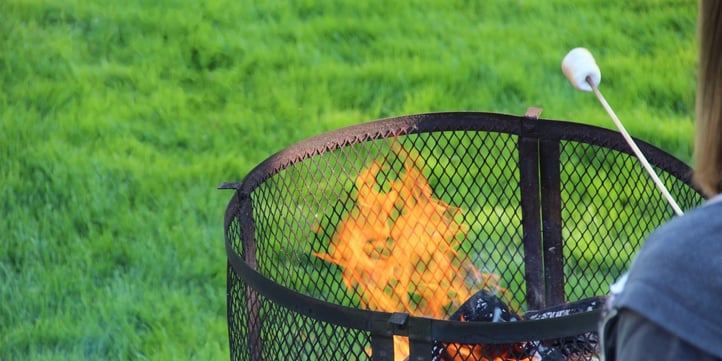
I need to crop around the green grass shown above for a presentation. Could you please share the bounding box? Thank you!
[1,0,698,360]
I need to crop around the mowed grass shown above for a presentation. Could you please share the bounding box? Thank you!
[0,0,697,360]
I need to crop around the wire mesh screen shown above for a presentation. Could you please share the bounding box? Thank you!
[557,140,702,301]
[223,112,703,361]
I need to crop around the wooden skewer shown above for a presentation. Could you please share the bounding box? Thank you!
[587,76,685,216]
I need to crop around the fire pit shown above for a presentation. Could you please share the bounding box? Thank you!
[221,111,703,361]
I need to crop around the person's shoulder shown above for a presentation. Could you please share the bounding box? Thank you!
[614,200,722,358]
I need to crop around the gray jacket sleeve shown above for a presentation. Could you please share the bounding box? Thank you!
[607,309,721,361]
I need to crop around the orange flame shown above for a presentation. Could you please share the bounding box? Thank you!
[314,144,513,360]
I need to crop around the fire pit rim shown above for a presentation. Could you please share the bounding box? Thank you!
[227,111,698,197]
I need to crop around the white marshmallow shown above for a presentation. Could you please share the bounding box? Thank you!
[561,48,601,92]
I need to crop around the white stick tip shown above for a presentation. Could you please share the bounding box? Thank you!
[562,47,602,92]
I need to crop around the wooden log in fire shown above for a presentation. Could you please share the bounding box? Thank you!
[433,290,607,361]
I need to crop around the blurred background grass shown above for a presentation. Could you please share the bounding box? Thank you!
[0,0,698,360]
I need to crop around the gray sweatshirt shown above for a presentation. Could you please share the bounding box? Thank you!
[612,198,722,358]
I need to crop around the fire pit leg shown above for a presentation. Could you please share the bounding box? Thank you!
[246,287,263,361]
[540,139,565,305]
[238,191,264,361]
[370,313,400,361]
[407,317,433,361]
[520,113,545,310]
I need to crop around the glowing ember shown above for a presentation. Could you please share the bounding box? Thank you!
[314,144,507,360]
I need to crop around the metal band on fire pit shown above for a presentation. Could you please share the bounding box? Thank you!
[226,231,603,343]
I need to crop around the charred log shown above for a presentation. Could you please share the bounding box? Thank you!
[433,290,607,361]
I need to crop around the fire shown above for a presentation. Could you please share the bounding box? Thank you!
[314,144,510,360]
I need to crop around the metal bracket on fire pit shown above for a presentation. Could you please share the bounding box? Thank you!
[218,182,242,190]
[388,312,409,328]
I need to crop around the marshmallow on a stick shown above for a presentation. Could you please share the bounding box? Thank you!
[562,48,601,92]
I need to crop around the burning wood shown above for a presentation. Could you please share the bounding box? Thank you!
[433,289,529,361]
[435,291,606,361]
[522,296,606,361]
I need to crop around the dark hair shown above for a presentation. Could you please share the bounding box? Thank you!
[693,0,722,197]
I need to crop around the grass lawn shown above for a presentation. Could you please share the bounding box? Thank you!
[1,0,698,360]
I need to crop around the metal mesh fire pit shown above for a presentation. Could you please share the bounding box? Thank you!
[221,111,704,361]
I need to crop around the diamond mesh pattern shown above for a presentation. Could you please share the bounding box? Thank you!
[224,114,703,361]
[558,140,702,300]
[247,131,526,308]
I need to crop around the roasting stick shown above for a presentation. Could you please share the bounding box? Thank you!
[562,48,684,216]
[588,77,684,216]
